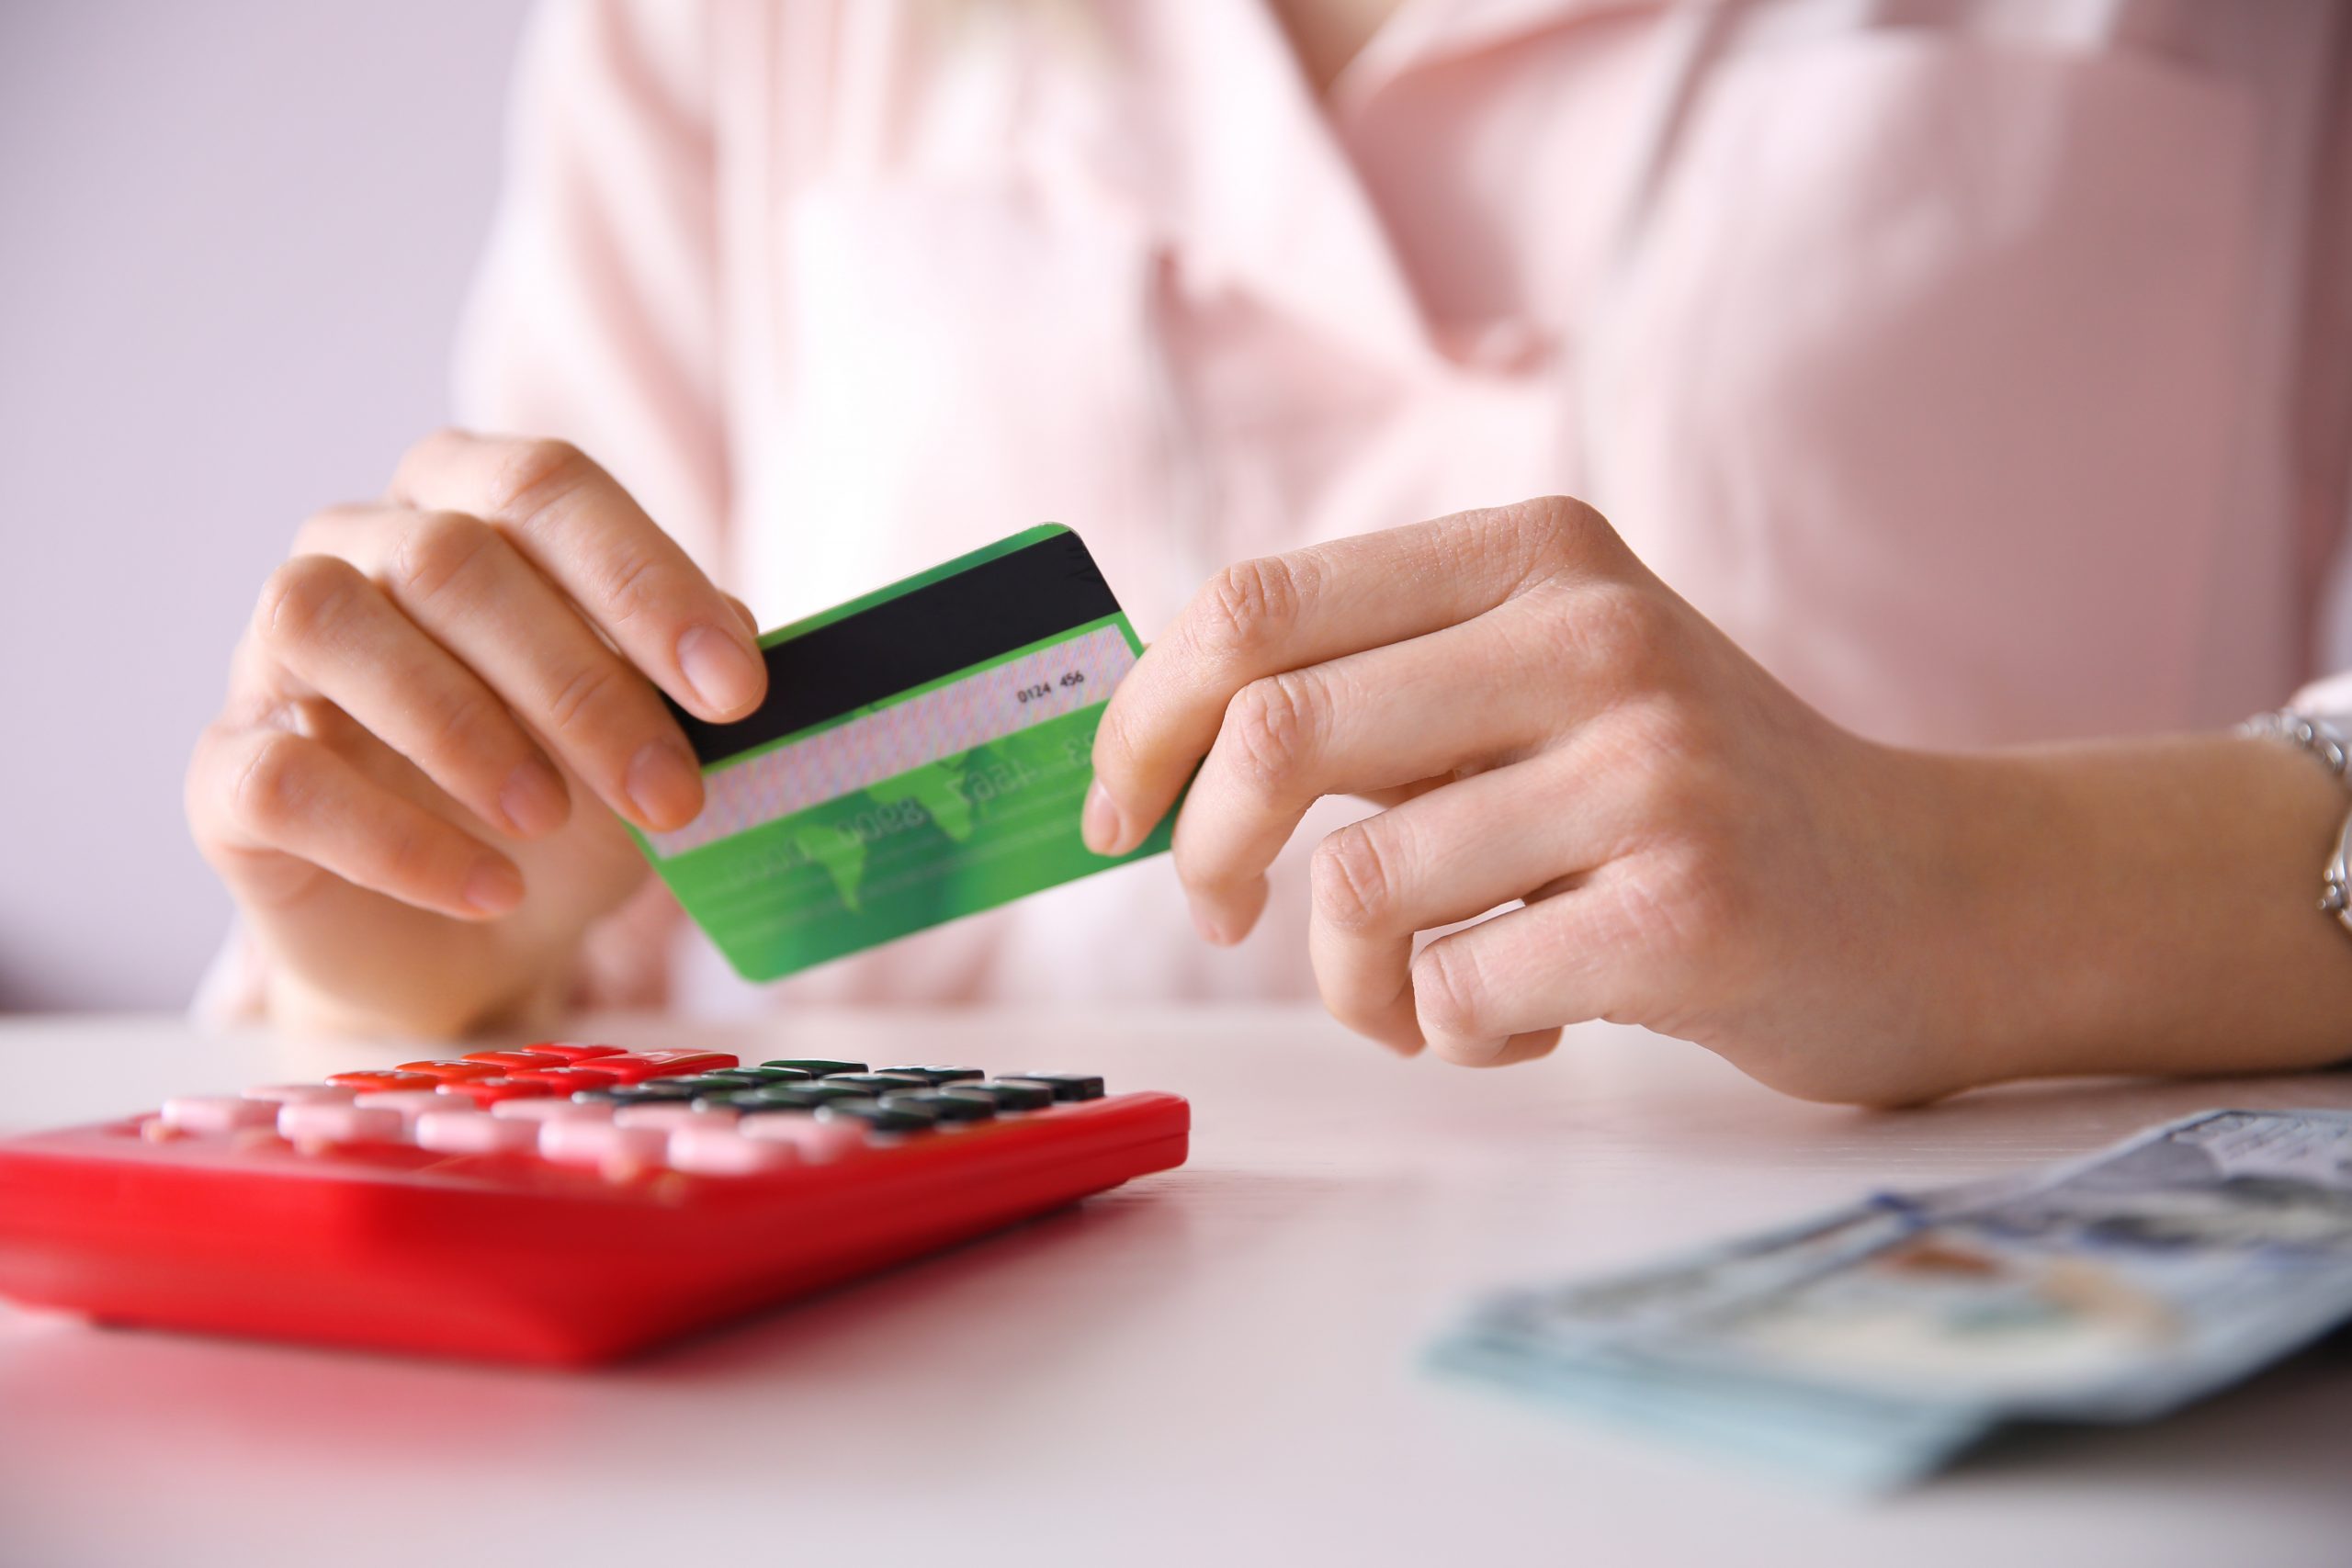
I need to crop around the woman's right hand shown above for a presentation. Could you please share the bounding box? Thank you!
[187,430,767,1037]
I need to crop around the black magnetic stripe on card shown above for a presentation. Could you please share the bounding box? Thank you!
[670,531,1124,766]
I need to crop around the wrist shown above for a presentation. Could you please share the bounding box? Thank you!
[1903,732,2352,1090]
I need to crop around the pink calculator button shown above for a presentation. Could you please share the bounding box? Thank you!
[537,1120,669,1169]
[611,1103,735,1133]
[488,1097,613,1123]
[277,1101,406,1145]
[349,1090,453,1124]
[521,1042,626,1064]
[159,1096,281,1134]
[667,1126,799,1177]
[241,1083,356,1105]
[738,1114,867,1163]
[413,1110,541,1156]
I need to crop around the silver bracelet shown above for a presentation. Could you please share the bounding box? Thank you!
[2241,708,2352,928]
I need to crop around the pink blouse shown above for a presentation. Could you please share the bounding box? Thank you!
[247,0,2352,1016]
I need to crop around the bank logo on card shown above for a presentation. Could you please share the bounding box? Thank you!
[631,526,1172,980]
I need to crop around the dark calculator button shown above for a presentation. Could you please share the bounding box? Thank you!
[704,1082,872,1112]
[823,1073,933,1094]
[762,1059,867,1077]
[660,1075,752,1095]
[815,1098,939,1134]
[957,1079,1055,1112]
[875,1066,985,1086]
[879,1089,995,1122]
[696,1067,806,1087]
[1000,1073,1105,1102]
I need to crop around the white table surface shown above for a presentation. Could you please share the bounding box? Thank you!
[2,1006,2348,1566]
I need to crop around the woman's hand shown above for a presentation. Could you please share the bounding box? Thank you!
[1084,497,2352,1105]
[187,431,765,1037]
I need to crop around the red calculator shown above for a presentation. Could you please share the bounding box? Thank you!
[0,1045,1188,1365]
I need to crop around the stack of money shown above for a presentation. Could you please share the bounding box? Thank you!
[1431,1109,2352,1492]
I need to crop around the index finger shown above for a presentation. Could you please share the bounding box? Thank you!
[392,430,767,725]
[1086,498,1615,855]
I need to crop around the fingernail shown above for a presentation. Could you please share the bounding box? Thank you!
[1443,1037,1509,1066]
[497,758,568,838]
[463,859,524,916]
[628,741,704,830]
[1081,782,1124,855]
[677,623,765,716]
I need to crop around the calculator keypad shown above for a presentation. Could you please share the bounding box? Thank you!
[164,1048,1108,1183]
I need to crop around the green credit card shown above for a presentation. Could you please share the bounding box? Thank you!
[629,525,1173,980]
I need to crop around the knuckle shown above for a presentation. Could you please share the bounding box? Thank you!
[583,545,664,630]
[1624,847,1744,962]
[1311,820,1397,933]
[253,555,358,651]
[1607,698,1717,789]
[1413,938,1493,1042]
[387,510,497,606]
[542,660,627,740]
[1220,671,1322,795]
[1191,554,1308,666]
[375,816,449,893]
[1554,582,1677,685]
[401,425,469,471]
[480,437,595,525]
[227,731,313,838]
[423,688,506,773]
[1510,493,1614,573]
[290,501,372,553]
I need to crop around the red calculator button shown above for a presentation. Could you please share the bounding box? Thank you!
[327,1070,441,1093]
[521,1042,627,1064]
[594,1050,738,1084]
[395,1059,505,1082]
[459,1049,568,1072]
[644,1049,739,1070]
[433,1077,556,1107]
[504,1066,622,1093]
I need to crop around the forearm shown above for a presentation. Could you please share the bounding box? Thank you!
[1917,732,2352,1087]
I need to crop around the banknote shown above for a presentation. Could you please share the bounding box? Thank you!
[1434,1109,2352,1490]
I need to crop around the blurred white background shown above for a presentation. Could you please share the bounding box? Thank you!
[0,0,535,1010]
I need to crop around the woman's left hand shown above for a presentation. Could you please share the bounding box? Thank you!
[1083,496,1973,1105]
